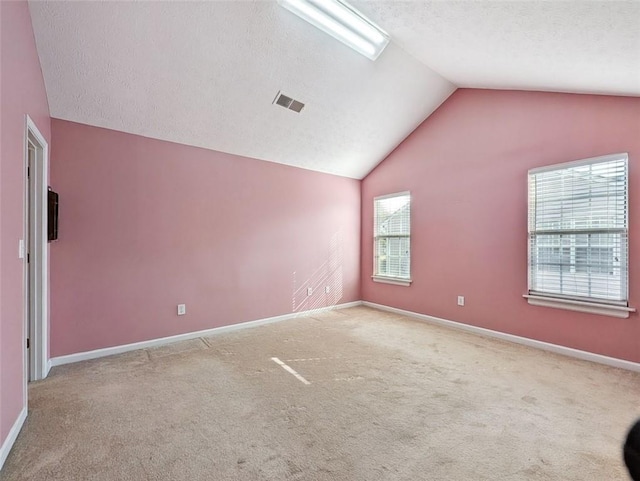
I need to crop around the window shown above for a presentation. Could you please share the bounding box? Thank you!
[373,192,411,286]
[527,153,634,317]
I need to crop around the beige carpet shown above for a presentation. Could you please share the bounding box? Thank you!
[3,306,639,480]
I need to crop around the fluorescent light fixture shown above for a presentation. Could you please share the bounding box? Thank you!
[278,0,390,60]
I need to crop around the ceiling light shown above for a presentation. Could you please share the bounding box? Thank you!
[278,0,390,61]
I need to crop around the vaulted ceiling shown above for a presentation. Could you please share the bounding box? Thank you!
[29,1,640,179]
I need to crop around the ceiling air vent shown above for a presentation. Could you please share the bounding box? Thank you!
[289,100,304,113]
[273,91,305,113]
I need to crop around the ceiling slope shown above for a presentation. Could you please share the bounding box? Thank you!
[353,0,640,97]
[28,1,455,179]
[29,1,639,179]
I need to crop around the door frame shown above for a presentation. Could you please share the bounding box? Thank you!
[23,115,50,386]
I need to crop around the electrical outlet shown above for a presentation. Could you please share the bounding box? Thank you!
[177,304,186,316]
[307,287,313,296]
[325,286,330,294]
[457,296,465,306]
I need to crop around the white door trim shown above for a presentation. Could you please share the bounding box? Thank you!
[24,115,50,387]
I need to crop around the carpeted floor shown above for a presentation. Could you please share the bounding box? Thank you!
[3,306,639,480]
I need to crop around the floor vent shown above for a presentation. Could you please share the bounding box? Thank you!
[273,92,305,113]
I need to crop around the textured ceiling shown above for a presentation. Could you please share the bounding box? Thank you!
[29,1,640,179]
[352,0,640,97]
[28,1,454,179]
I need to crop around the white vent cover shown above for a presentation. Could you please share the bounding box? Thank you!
[273,91,305,113]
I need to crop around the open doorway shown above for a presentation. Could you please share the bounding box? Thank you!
[24,115,49,384]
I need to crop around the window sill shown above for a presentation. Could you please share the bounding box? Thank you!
[372,276,412,287]
[523,294,636,319]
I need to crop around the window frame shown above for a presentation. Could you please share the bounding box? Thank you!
[525,153,635,318]
[372,191,412,286]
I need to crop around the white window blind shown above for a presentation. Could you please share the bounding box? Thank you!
[528,153,628,304]
[374,192,411,280]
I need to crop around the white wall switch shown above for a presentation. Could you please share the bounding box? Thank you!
[325,286,330,294]
[457,296,465,306]
[18,239,25,259]
[307,287,313,296]
[177,304,186,316]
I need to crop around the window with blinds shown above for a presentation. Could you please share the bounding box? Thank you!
[528,153,628,304]
[374,192,411,280]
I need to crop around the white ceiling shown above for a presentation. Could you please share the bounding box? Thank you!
[352,0,640,97]
[29,1,640,179]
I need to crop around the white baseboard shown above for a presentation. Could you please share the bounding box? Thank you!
[0,407,27,472]
[49,298,639,373]
[50,301,363,367]
[363,301,640,373]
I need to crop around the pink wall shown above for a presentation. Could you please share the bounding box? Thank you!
[362,89,640,363]
[0,1,51,448]
[50,120,360,357]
